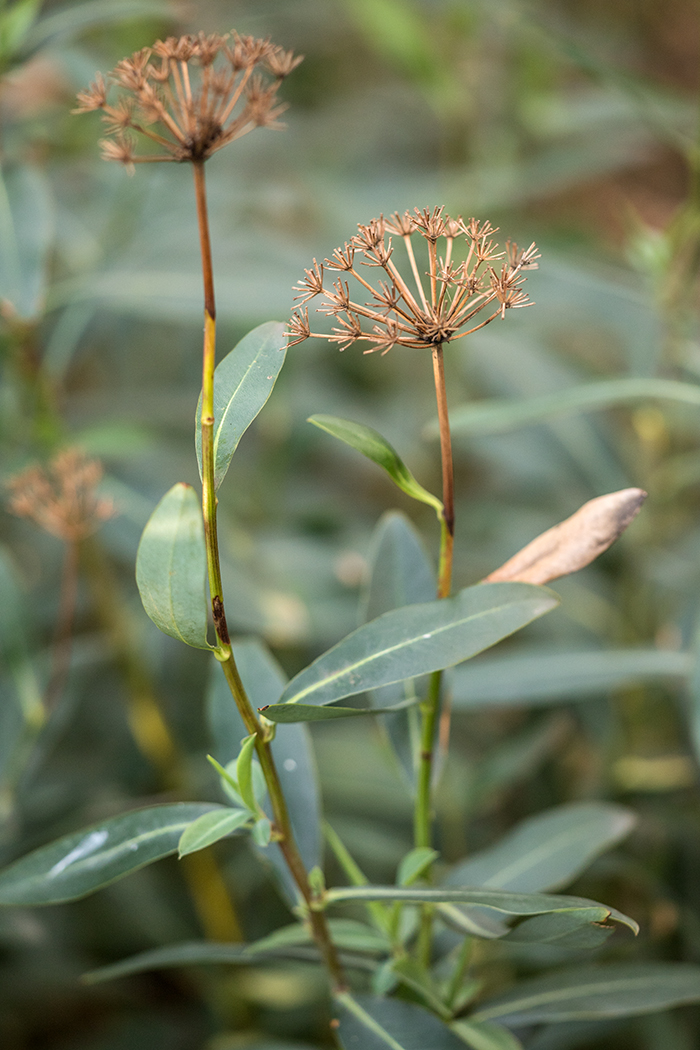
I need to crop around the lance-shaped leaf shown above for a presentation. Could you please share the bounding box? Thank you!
[472,964,700,1025]
[83,919,388,985]
[484,489,646,587]
[196,321,286,489]
[261,583,558,716]
[452,1019,524,1050]
[0,803,223,905]
[450,647,693,710]
[309,415,443,515]
[444,377,700,437]
[135,483,211,649]
[260,696,423,724]
[446,801,636,893]
[335,993,467,1050]
[178,808,250,857]
[325,885,638,935]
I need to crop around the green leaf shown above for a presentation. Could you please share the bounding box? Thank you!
[0,804,223,904]
[445,378,700,437]
[363,512,436,788]
[196,322,286,489]
[325,885,638,934]
[450,648,692,709]
[309,415,443,515]
[505,910,615,949]
[248,919,389,957]
[397,847,440,887]
[236,734,259,814]
[178,808,250,857]
[335,992,467,1050]
[446,802,636,893]
[252,817,272,847]
[472,964,700,1024]
[0,163,53,319]
[82,940,314,985]
[261,697,421,724]
[135,483,212,649]
[0,0,41,66]
[23,0,172,58]
[263,583,558,715]
[452,1020,523,1050]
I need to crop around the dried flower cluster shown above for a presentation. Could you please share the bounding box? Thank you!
[6,449,114,542]
[288,207,539,355]
[74,32,302,166]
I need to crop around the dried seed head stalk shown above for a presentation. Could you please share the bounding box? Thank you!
[74,31,302,166]
[6,449,114,542]
[288,207,539,354]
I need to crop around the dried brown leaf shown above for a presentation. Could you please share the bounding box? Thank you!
[483,488,647,586]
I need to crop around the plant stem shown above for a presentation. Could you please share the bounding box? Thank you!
[192,160,346,993]
[414,342,456,965]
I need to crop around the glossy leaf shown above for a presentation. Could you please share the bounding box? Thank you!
[178,808,250,857]
[196,321,286,489]
[135,483,211,649]
[446,378,700,437]
[335,992,466,1050]
[363,512,436,787]
[451,1020,524,1050]
[446,802,636,893]
[451,648,692,709]
[309,415,443,514]
[472,964,700,1024]
[326,885,637,934]
[0,804,223,904]
[264,583,558,715]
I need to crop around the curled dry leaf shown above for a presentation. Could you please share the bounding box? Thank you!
[483,488,647,586]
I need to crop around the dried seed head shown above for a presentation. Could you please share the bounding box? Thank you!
[74,30,302,166]
[6,449,114,543]
[287,207,538,354]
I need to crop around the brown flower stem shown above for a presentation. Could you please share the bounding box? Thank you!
[192,160,346,993]
[414,342,455,965]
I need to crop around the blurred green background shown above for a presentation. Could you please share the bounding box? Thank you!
[3,0,700,1047]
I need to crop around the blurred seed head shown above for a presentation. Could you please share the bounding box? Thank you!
[74,31,302,167]
[288,207,539,355]
[6,449,114,542]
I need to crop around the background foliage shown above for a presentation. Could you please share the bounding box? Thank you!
[2,0,700,1047]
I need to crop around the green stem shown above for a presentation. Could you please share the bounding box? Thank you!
[413,342,456,965]
[192,160,346,993]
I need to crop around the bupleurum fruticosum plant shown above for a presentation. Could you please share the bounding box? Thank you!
[0,33,661,1050]
[288,208,647,984]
